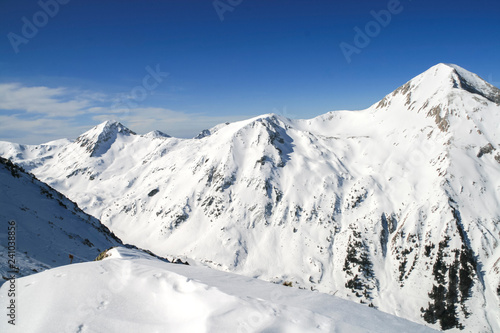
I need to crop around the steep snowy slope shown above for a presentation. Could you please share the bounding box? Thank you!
[0,157,121,279]
[0,246,437,333]
[1,63,499,331]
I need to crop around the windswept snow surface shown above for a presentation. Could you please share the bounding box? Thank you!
[0,247,437,333]
[1,64,499,331]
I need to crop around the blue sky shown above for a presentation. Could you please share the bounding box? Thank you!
[1,0,499,143]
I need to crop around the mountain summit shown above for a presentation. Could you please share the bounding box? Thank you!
[440,63,500,103]
[376,63,500,132]
[1,64,499,332]
[75,120,136,157]
[387,63,500,104]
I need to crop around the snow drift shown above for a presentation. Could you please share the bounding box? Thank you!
[0,247,437,333]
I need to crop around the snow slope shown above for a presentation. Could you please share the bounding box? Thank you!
[0,157,121,279]
[0,246,437,333]
[1,63,499,331]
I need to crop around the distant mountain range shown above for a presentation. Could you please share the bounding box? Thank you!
[1,63,499,331]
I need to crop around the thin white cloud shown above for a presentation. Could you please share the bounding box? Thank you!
[0,82,251,144]
[0,115,88,144]
[0,83,92,117]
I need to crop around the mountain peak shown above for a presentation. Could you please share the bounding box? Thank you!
[75,120,136,157]
[375,63,500,131]
[142,130,171,139]
[382,63,500,102]
[98,120,133,132]
[412,63,500,103]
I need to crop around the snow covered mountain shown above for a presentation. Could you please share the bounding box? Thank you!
[0,156,122,279]
[0,246,437,333]
[1,63,499,331]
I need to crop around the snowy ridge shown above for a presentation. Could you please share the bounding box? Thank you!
[0,157,122,278]
[195,121,232,139]
[0,246,437,333]
[1,64,499,331]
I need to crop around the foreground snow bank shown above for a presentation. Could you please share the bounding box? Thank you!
[0,247,436,333]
